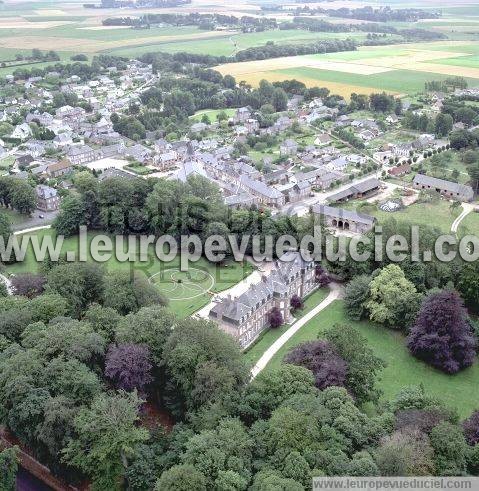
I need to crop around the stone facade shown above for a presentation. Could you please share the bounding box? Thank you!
[209,251,316,349]
[313,204,375,233]
[413,174,474,202]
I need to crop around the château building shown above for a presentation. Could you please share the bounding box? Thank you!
[209,251,316,349]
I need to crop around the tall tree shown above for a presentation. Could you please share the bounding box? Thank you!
[463,410,479,446]
[105,343,153,393]
[366,265,422,329]
[407,290,476,374]
[103,271,167,315]
[344,274,371,320]
[284,340,347,391]
[324,323,385,404]
[62,391,149,490]
[0,446,19,490]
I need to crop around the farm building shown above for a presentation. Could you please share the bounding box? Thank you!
[313,204,376,233]
[413,174,474,202]
[388,163,411,177]
[327,178,381,203]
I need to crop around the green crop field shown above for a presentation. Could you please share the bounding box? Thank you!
[107,29,369,58]
[275,67,479,95]
[266,300,479,418]
[436,55,479,69]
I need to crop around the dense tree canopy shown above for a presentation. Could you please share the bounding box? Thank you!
[407,290,477,374]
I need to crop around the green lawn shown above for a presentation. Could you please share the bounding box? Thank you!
[342,198,460,234]
[190,108,235,122]
[0,155,14,171]
[243,287,329,366]
[409,151,471,185]
[458,211,479,238]
[5,229,253,318]
[266,300,479,419]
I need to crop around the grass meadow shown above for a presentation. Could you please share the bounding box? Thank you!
[341,198,461,234]
[265,300,479,419]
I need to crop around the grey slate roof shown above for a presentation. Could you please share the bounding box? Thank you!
[210,251,313,325]
[413,174,474,200]
[313,204,375,226]
[327,178,380,203]
[240,175,283,199]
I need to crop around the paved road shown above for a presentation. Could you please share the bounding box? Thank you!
[11,210,57,232]
[250,282,343,379]
[13,224,52,236]
[451,203,474,234]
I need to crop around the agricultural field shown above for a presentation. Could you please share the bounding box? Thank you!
[215,42,479,97]
[265,300,479,419]
[5,229,253,317]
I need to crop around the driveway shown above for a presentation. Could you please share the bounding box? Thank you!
[250,282,343,379]
[451,203,475,234]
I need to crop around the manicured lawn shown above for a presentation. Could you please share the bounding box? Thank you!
[5,229,253,318]
[266,300,479,418]
[190,108,235,122]
[342,198,460,234]
[243,287,329,366]
[458,211,479,238]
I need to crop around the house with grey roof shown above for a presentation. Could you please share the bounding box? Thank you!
[233,107,251,124]
[277,180,312,203]
[209,251,315,348]
[280,139,298,157]
[124,144,153,164]
[172,161,208,183]
[36,185,60,212]
[239,175,285,208]
[296,167,345,190]
[67,144,97,165]
[413,174,474,202]
[313,204,375,233]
